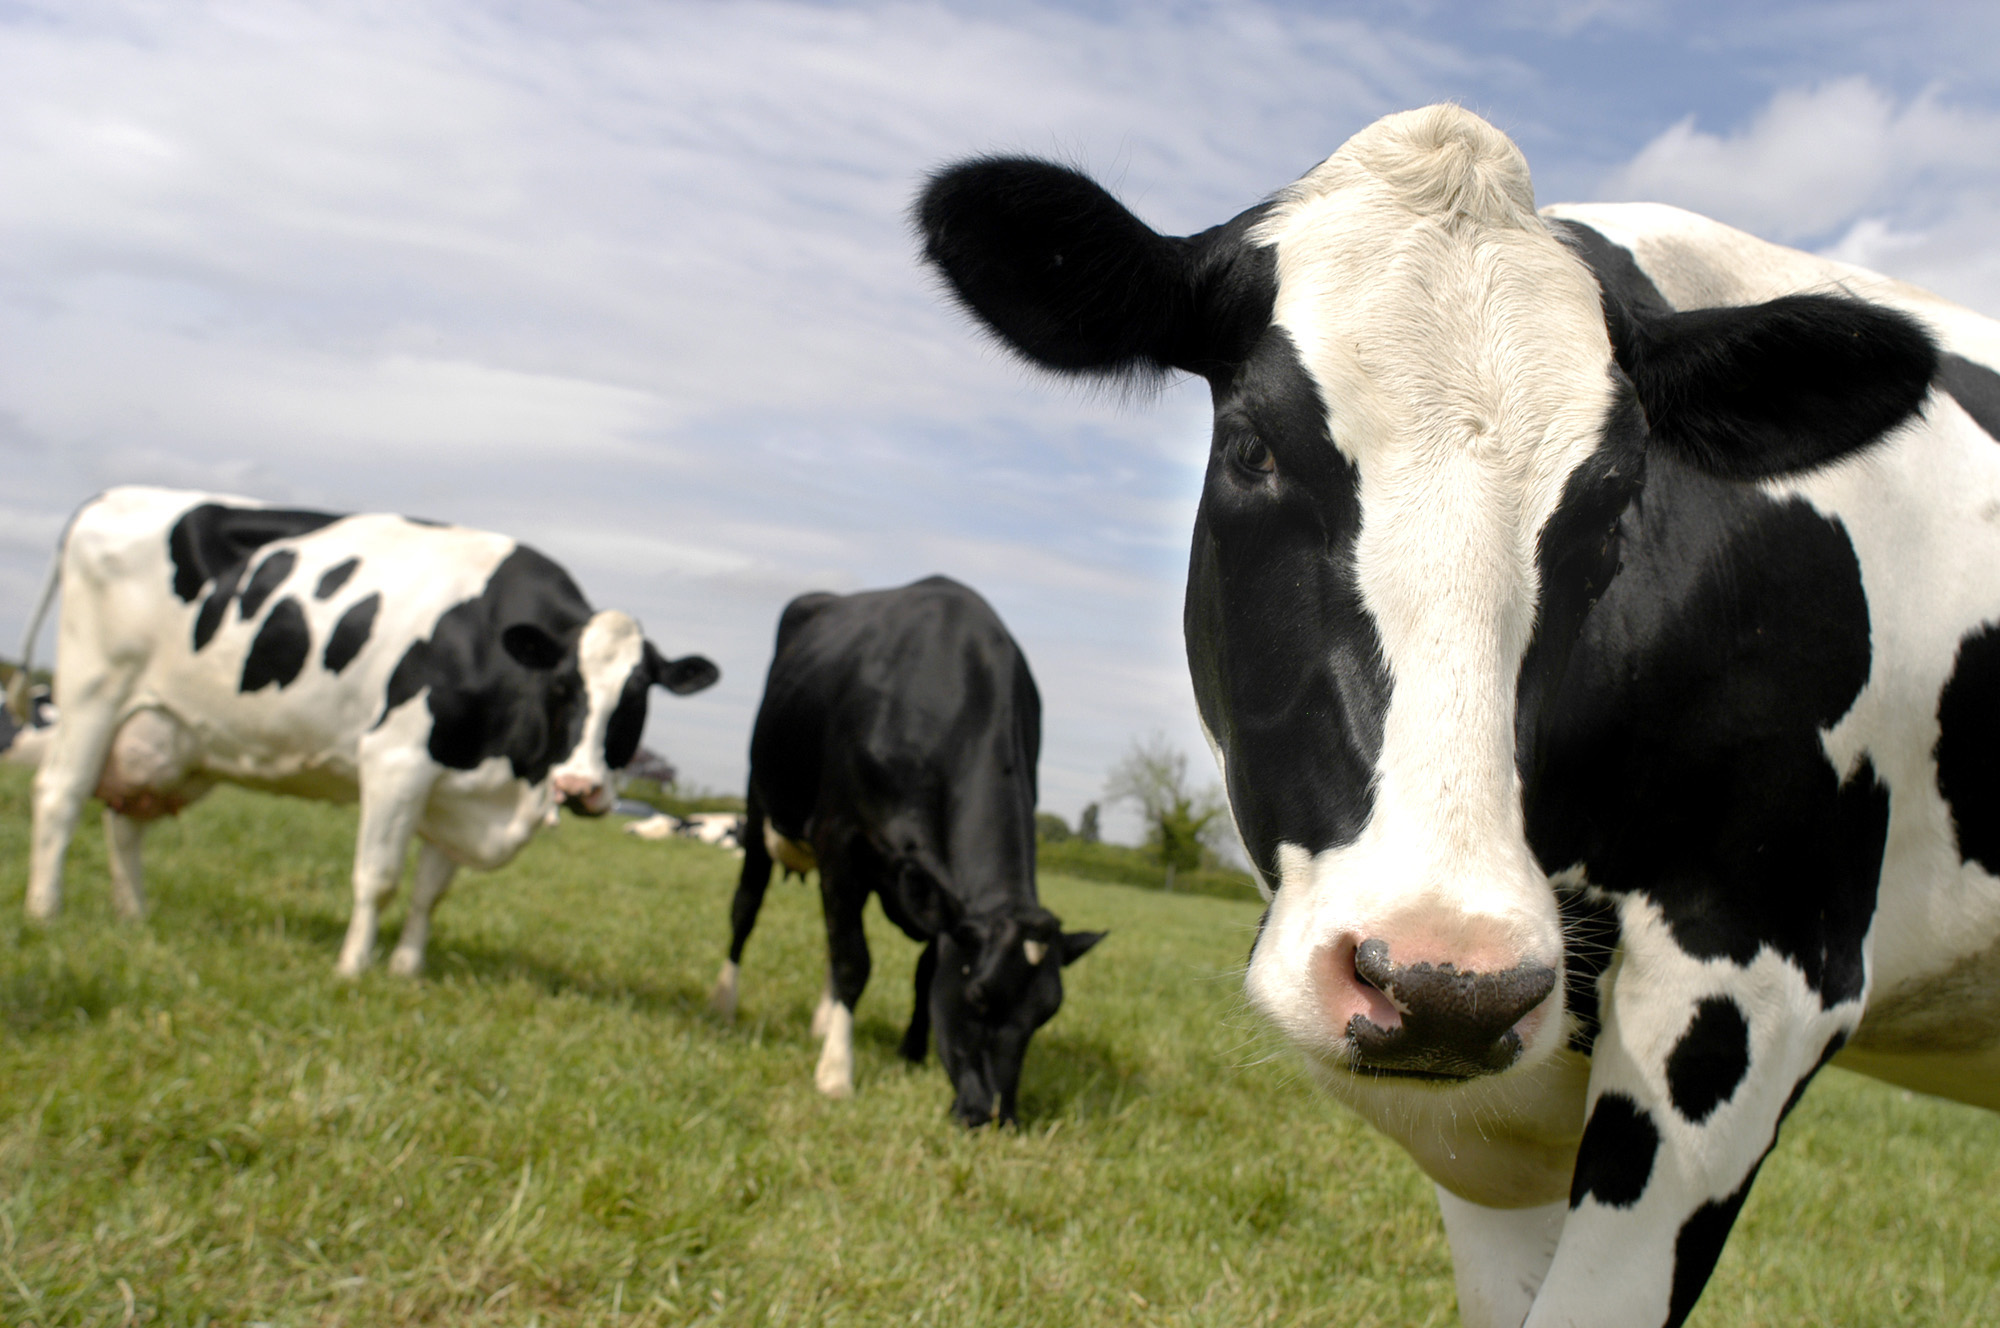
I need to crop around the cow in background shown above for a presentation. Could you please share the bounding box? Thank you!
[712,576,1101,1126]
[919,105,2000,1325]
[15,486,718,976]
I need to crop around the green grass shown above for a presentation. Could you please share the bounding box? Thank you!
[0,765,1994,1327]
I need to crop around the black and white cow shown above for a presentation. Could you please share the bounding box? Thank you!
[918,106,1999,1325]
[710,576,1102,1126]
[16,486,718,976]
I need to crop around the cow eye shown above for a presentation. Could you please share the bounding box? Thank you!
[1232,434,1276,476]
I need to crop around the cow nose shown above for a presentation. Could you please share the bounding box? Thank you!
[1347,937,1556,1079]
[553,774,610,816]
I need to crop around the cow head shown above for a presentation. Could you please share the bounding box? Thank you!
[932,905,1103,1127]
[501,608,718,815]
[918,106,1933,1093]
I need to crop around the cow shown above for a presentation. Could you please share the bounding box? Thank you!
[677,811,746,849]
[13,486,719,976]
[917,105,1999,1326]
[709,576,1102,1126]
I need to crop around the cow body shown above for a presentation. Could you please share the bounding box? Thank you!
[920,107,1996,1325]
[19,486,717,975]
[711,576,1100,1126]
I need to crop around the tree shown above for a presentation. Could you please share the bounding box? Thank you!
[1076,802,1101,844]
[1104,733,1226,889]
[1035,811,1071,843]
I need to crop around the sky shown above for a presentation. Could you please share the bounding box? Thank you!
[4,0,2000,846]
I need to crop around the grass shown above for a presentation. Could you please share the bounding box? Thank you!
[0,764,1994,1327]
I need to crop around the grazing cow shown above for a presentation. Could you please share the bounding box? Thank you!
[16,486,718,976]
[918,105,1999,1325]
[710,576,1102,1126]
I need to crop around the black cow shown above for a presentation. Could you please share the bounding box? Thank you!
[918,105,1999,1325]
[17,485,718,975]
[709,576,1102,1126]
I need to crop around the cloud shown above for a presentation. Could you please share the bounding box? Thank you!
[1603,78,2000,245]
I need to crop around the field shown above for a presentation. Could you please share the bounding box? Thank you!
[1,765,1995,1327]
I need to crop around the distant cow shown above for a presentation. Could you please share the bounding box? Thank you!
[16,486,718,976]
[711,576,1101,1126]
[920,106,2000,1324]
[676,811,746,849]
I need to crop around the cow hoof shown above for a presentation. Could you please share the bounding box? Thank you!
[709,960,739,1020]
[815,1069,854,1100]
[387,949,424,978]
[23,892,60,921]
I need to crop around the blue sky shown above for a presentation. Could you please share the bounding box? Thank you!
[4,1,1999,844]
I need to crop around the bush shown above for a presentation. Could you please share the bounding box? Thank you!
[1037,838,1261,904]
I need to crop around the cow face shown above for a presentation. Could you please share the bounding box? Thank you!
[931,909,1103,1126]
[503,609,718,815]
[919,105,1933,1090]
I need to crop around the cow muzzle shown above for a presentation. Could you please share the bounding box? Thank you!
[552,773,612,817]
[1324,937,1557,1080]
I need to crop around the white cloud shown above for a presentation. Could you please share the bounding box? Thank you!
[1604,78,2000,245]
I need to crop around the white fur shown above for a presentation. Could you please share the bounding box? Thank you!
[814,1000,854,1099]
[1246,106,1613,1079]
[1436,1188,1567,1328]
[709,958,740,1019]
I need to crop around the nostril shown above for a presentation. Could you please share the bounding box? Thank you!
[1345,938,1558,1078]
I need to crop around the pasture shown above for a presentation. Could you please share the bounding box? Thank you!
[0,765,1994,1327]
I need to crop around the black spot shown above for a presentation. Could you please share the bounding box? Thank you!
[240,597,310,692]
[1936,621,2000,876]
[237,549,296,621]
[192,563,245,651]
[404,515,446,528]
[167,502,339,603]
[322,592,380,675]
[315,557,360,599]
[1665,996,1752,1123]
[1569,1092,1659,1210]
[1939,353,2000,443]
[1525,462,1888,1011]
[1666,1167,1761,1328]
[1185,326,1390,876]
[602,665,651,771]
[375,545,592,783]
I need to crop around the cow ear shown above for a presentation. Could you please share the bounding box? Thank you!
[501,623,565,671]
[1058,930,1106,965]
[917,156,1225,379]
[650,648,719,696]
[1624,293,1937,480]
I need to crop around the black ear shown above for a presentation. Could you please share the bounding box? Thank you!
[1058,930,1106,966]
[501,623,565,671]
[648,646,719,696]
[916,156,1214,378]
[1624,293,1937,480]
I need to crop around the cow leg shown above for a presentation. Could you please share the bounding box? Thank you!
[1521,893,1862,1328]
[1435,1187,1565,1328]
[711,797,776,1019]
[103,810,150,921]
[899,939,938,1063]
[814,855,870,1100]
[386,841,458,977]
[810,967,837,1037]
[26,681,131,919]
[337,765,434,978]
